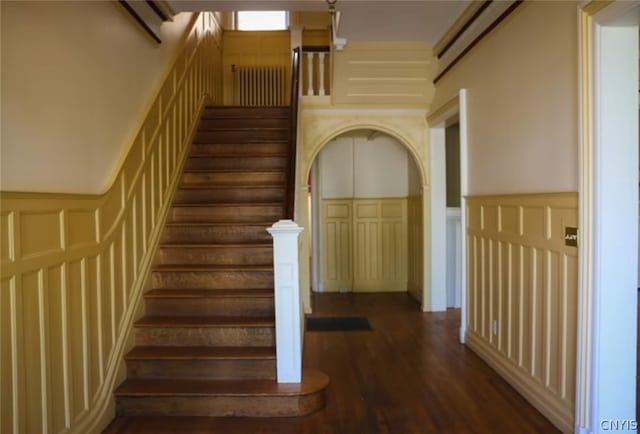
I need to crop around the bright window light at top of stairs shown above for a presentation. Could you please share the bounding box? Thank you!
[237,11,288,31]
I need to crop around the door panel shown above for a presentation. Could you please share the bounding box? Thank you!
[354,199,407,291]
[322,200,352,291]
[322,198,407,292]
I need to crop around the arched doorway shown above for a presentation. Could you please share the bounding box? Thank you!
[307,128,424,299]
[294,112,431,314]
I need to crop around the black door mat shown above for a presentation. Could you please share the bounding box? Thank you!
[306,316,372,332]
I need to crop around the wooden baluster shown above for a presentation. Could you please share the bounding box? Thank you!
[306,52,315,96]
[318,52,326,96]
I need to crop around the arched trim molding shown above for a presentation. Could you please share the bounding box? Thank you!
[294,108,430,313]
[298,109,429,189]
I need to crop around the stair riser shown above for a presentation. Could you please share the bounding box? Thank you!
[151,270,274,290]
[134,327,275,347]
[184,156,287,171]
[189,142,289,155]
[157,246,273,266]
[202,107,289,118]
[126,359,276,380]
[182,171,285,186]
[116,393,325,417]
[198,118,288,129]
[162,225,272,244]
[194,129,287,144]
[169,206,283,223]
[173,188,285,204]
[145,297,274,317]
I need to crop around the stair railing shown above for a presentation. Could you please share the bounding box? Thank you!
[301,46,331,97]
[267,47,304,383]
[285,47,300,219]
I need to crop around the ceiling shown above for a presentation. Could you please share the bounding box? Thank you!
[168,1,471,44]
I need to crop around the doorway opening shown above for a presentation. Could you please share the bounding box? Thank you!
[427,89,468,342]
[445,120,462,309]
[308,129,423,300]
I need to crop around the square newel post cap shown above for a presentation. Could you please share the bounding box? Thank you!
[266,219,304,236]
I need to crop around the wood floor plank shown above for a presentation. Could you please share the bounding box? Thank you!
[105,293,561,433]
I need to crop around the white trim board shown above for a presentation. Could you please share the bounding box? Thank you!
[576,2,640,433]
[427,89,468,341]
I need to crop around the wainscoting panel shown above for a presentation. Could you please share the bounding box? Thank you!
[0,13,222,434]
[465,193,578,433]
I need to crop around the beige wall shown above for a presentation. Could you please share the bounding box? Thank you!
[1,2,197,194]
[0,13,222,434]
[432,1,578,195]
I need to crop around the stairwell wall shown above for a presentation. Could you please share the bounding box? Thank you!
[0,12,223,434]
[1,2,201,194]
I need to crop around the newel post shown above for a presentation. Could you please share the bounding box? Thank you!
[266,219,304,383]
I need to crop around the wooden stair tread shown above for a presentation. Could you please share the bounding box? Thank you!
[195,127,287,131]
[202,113,289,120]
[191,139,288,144]
[183,168,286,173]
[178,184,284,190]
[177,186,284,192]
[164,221,274,227]
[188,153,288,158]
[145,288,274,299]
[172,202,282,208]
[125,345,276,360]
[135,316,275,328]
[153,264,273,272]
[115,369,329,397]
[159,242,271,248]
[201,112,288,118]
[200,116,288,121]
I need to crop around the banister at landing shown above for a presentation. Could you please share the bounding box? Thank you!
[301,45,330,98]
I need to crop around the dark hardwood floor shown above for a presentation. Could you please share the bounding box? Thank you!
[105,293,560,434]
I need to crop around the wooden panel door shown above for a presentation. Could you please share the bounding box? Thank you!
[353,199,407,291]
[321,198,407,292]
[322,200,352,291]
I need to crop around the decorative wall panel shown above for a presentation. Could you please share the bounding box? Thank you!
[332,42,436,107]
[465,193,578,433]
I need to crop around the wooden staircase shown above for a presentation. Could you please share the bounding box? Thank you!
[113,106,328,419]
